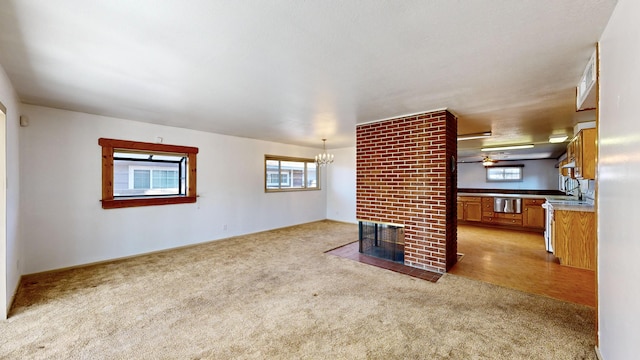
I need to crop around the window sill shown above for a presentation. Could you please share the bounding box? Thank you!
[102,196,197,209]
[265,188,321,193]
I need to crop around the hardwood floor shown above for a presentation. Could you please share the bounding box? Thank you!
[450,225,596,307]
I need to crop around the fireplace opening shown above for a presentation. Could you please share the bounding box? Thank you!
[358,221,404,263]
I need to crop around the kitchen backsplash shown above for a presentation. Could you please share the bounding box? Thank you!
[562,176,594,201]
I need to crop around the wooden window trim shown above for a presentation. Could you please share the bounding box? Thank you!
[264,155,320,192]
[99,138,198,209]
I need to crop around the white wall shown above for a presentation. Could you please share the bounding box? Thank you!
[20,105,326,274]
[0,64,21,318]
[457,159,559,190]
[326,147,356,223]
[598,0,640,357]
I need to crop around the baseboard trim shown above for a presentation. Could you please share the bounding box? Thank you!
[6,274,23,319]
[595,346,603,360]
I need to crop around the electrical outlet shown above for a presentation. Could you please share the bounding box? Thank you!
[223,224,228,231]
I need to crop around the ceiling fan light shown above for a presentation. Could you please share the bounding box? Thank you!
[482,156,495,166]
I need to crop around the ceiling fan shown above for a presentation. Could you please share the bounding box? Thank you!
[482,156,497,166]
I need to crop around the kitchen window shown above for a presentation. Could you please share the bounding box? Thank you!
[265,155,318,192]
[99,138,198,209]
[486,165,524,182]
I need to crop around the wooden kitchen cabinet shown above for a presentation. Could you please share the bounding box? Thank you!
[481,197,493,211]
[466,202,482,222]
[570,128,596,180]
[481,197,494,223]
[487,212,523,226]
[552,209,596,270]
[459,194,545,233]
[558,158,571,177]
[523,199,545,229]
[457,196,482,222]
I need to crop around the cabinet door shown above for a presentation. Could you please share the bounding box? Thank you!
[575,132,583,178]
[568,138,575,162]
[553,210,595,270]
[569,137,578,179]
[568,128,596,180]
[465,202,482,222]
[523,205,545,229]
[559,158,570,177]
[457,201,464,221]
[580,128,596,179]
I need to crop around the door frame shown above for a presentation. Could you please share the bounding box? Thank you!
[0,101,6,319]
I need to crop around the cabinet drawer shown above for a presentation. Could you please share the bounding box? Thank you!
[495,213,523,220]
[524,198,545,206]
[458,196,481,202]
[481,197,494,204]
[492,217,523,226]
[483,211,494,217]
[482,216,523,225]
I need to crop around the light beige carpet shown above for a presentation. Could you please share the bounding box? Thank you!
[1,220,595,359]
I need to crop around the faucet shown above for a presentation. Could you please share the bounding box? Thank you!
[576,179,583,201]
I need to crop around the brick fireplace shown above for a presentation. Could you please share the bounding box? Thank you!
[356,110,457,273]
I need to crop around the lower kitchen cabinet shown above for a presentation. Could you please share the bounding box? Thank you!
[483,212,523,226]
[457,196,482,222]
[523,199,545,229]
[458,194,546,233]
[552,209,595,270]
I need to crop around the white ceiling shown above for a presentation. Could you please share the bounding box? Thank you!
[0,0,617,161]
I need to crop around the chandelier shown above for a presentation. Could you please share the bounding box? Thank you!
[315,139,334,166]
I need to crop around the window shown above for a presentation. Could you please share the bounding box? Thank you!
[265,155,319,192]
[267,172,290,187]
[114,152,186,197]
[99,138,198,209]
[486,165,524,182]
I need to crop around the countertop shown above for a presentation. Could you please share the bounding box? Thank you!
[550,203,594,212]
[457,192,595,212]
[458,192,574,200]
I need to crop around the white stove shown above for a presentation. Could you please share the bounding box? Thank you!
[541,201,554,252]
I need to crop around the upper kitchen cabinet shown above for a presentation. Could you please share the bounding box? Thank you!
[568,128,597,180]
[576,50,597,111]
[558,158,571,177]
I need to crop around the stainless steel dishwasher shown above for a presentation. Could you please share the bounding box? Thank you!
[493,197,522,214]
